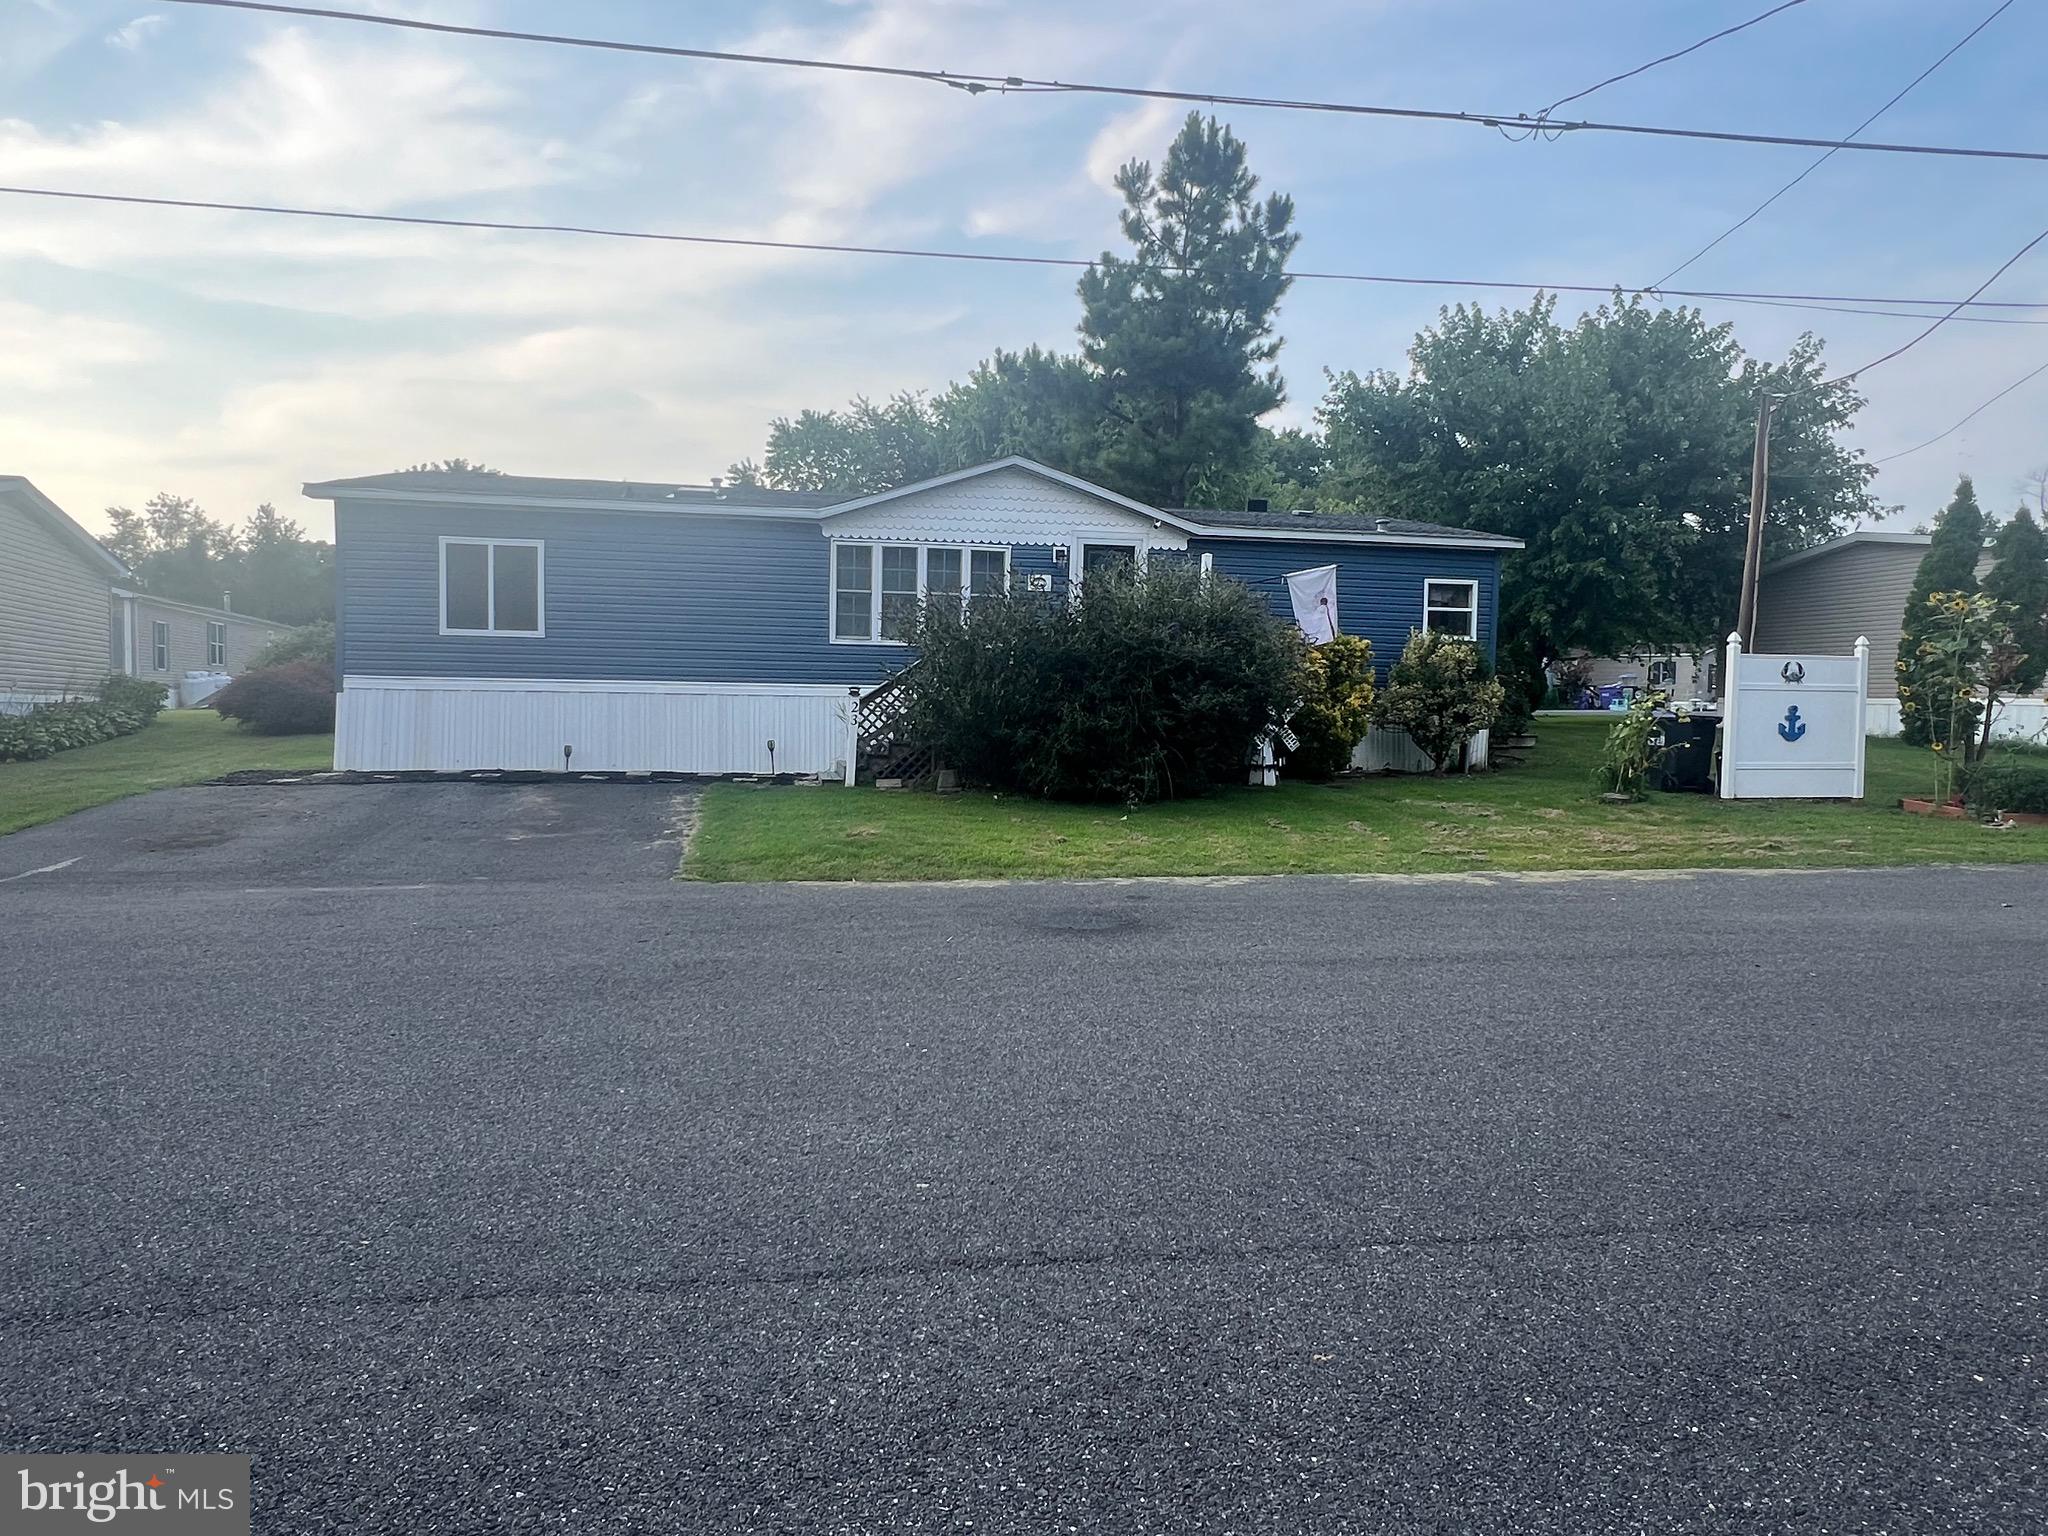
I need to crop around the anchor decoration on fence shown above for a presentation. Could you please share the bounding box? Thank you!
[1777,704,1808,744]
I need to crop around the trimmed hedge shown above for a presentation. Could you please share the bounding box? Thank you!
[902,562,1305,804]
[0,676,168,762]
[1962,752,2048,817]
[209,659,336,734]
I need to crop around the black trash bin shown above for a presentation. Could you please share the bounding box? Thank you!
[1655,710,1721,793]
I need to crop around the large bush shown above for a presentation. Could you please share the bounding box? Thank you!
[1373,629,1506,775]
[209,660,336,734]
[250,620,335,671]
[0,677,165,762]
[1284,634,1375,780]
[902,562,1304,803]
[1962,751,2048,817]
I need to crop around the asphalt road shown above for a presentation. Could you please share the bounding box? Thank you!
[2,786,2043,1533]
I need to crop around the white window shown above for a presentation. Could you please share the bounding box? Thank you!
[151,620,169,672]
[833,544,875,641]
[206,621,226,668]
[1423,579,1479,639]
[830,543,1011,644]
[440,538,544,636]
[1648,658,1677,689]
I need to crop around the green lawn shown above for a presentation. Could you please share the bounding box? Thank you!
[687,716,2047,882]
[0,709,334,837]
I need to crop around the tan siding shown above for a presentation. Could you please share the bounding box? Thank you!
[1755,544,1925,698]
[0,493,113,697]
[125,598,289,681]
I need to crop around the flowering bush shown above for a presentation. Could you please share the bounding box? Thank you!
[1373,629,1505,776]
[1284,634,1375,780]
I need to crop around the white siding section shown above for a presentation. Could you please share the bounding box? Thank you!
[335,677,855,775]
[1352,726,1490,773]
[1866,696,2048,739]
[822,465,1187,549]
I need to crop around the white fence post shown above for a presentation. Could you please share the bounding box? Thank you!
[843,687,860,788]
[1853,635,1870,799]
[1718,629,1743,799]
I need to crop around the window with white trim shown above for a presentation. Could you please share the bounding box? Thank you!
[1423,579,1479,639]
[830,542,1012,644]
[1647,658,1677,689]
[206,621,226,668]
[441,538,543,636]
[151,620,169,672]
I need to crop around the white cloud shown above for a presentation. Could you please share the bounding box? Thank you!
[105,14,167,52]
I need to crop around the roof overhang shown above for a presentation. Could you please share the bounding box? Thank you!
[304,455,1524,551]
[1,475,128,578]
[1763,529,1929,576]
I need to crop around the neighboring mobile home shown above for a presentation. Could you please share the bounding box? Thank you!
[305,457,1523,778]
[0,475,130,710]
[1756,529,2047,737]
[1,475,297,711]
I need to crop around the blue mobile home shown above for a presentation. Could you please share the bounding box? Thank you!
[305,458,1520,777]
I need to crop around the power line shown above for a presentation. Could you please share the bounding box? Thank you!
[1540,0,1811,117]
[1873,357,2048,463]
[1649,0,2015,291]
[9,181,2048,317]
[156,0,2048,164]
[1712,294,2048,327]
[1825,220,2048,388]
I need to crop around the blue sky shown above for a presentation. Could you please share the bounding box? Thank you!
[3,0,2045,540]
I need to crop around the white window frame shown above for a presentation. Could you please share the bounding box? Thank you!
[438,537,545,638]
[206,621,226,668]
[828,541,1012,646]
[1422,577,1479,640]
[151,620,169,672]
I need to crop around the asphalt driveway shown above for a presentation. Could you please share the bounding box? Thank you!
[1,787,2042,1532]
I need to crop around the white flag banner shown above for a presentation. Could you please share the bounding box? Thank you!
[1285,565,1340,644]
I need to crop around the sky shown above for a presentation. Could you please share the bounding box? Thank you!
[2,0,2045,542]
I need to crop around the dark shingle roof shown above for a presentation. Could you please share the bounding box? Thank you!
[302,470,841,509]
[1172,505,1506,542]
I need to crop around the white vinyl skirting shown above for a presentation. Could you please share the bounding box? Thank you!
[1865,697,2048,740]
[1351,725,1489,773]
[334,677,856,776]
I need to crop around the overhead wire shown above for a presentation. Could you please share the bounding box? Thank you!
[1647,0,2017,291]
[8,182,2048,319]
[153,0,2048,164]
[1538,0,1811,117]
[1872,357,2048,463]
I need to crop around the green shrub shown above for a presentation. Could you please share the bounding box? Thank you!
[0,694,158,762]
[99,674,169,717]
[1962,752,2048,816]
[1284,634,1375,780]
[210,660,336,734]
[902,561,1305,803]
[251,621,335,671]
[1373,629,1506,775]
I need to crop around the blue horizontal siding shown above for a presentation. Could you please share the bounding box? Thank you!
[336,500,1071,684]
[335,500,1502,685]
[1195,538,1502,675]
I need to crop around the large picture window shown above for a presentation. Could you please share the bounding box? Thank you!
[831,542,1011,644]
[1423,579,1479,639]
[440,538,544,636]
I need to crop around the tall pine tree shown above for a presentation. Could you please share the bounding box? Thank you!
[1898,476,1989,746]
[1077,113,1299,507]
[1982,507,2048,742]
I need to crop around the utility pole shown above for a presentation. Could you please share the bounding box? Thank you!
[1735,393,1776,649]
